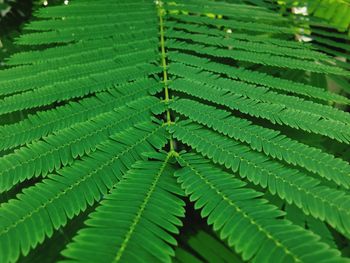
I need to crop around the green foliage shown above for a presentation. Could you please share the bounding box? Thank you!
[289,0,350,34]
[0,0,349,262]
[175,154,347,262]
[62,155,185,262]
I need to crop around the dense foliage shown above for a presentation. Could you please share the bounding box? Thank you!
[0,0,349,262]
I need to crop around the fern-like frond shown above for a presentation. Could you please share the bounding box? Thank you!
[169,77,350,143]
[0,65,159,116]
[170,63,350,124]
[175,153,347,262]
[168,52,350,104]
[16,3,158,45]
[168,39,348,74]
[5,38,157,66]
[168,13,293,34]
[166,30,327,61]
[0,81,162,151]
[168,0,288,23]
[169,122,350,237]
[0,0,349,261]
[0,122,167,263]
[170,98,350,188]
[62,154,185,263]
[0,49,157,96]
[0,96,164,193]
[166,21,310,49]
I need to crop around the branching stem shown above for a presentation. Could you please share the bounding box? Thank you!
[157,1,175,151]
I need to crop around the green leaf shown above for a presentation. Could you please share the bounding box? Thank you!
[175,153,347,263]
[0,122,167,263]
[62,155,185,263]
